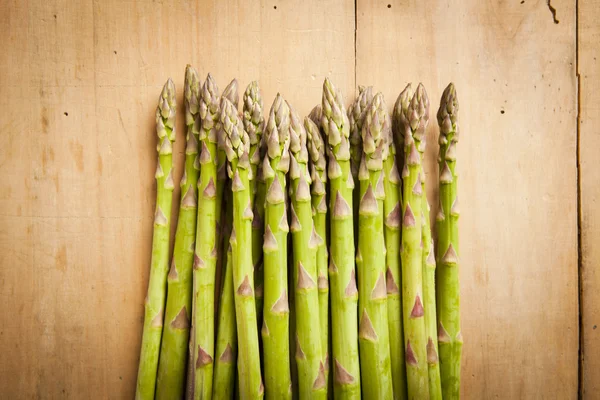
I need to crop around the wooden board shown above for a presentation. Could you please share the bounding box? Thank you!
[0,1,354,398]
[579,0,600,397]
[0,0,582,398]
[355,0,579,398]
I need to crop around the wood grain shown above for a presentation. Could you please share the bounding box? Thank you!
[0,0,584,398]
[579,0,600,397]
[0,0,353,398]
[356,0,578,398]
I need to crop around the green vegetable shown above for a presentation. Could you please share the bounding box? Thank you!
[348,86,374,248]
[409,86,442,400]
[243,81,266,324]
[261,94,292,399]
[399,83,429,400]
[222,96,263,399]
[321,78,361,399]
[135,78,176,400]
[356,93,393,398]
[156,66,200,400]
[191,73,222,399]
[289,106,326,399]
[388,84,412,400]
[305,111,330,395]
[436,83,462,400]
[212,185,237,400]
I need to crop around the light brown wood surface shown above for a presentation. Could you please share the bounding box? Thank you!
[0,0,583,398]
[356,1,579,398]
[579,0,600,398]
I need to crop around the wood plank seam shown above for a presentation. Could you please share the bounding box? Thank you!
[576,0,583,397]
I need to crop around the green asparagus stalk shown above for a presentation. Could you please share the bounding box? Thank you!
[288,106,326,399]
[221,97,263,399]
[217,79,240,310]
[435,83,462,399]
[156,66,200,400]
[260,94,292,399]
[356,93,393,398]
[348,86,374,249]
[305,112,329,394]
[135,78,176,400]
[399,84,429,400]
[191,73,221,400]
[388,85,411,400]
[212,185,237,400]
[409,85,442,400]
[321,78,361,399]
[243,81,266,324]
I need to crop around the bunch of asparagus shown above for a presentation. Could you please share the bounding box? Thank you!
[135,66,462,400]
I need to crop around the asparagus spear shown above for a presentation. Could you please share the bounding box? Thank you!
[356,93,393,397]
[288,106,326,399]
[408,85,442,399]
[216,79,240,309]
[135,78,176,400]
[348,86,373,250]
[243,82,266,324]
[387,85,412,400]
[260,94,292,399]
[156,67,200,400]
[221,97,263,398]
[305,112,329,394]
[399,84,430,399]
[436,83,462,399]
[321,78,361,399]
[212,184,237,400]
[191,73,221,399]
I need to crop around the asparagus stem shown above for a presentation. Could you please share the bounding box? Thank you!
[191,73,221,399]
[356,93,393,397]
[399,84,430,400]
[156,67,200,400]
[216,79,240,313]
[222,97,263,399]
[435,83,462,400]
[348,86,374,249]
[260,94,292,399]
[387,85,413,400]
[306,111,330,395]
[288,107,326,399]
[135,78,176,400]
[213,186,237,400]
[408,86,442,400]
[321,78,361,399]
[243,82,266,325]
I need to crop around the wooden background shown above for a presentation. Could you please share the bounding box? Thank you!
[0,0,591,398]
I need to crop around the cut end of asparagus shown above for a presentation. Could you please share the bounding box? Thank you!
[222,78,240,109]
[437,83,459,139]
[156,78,176,141]
[243,81,265,148]
[321,78,350,160]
